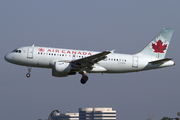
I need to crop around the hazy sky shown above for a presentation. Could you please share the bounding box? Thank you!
[1,0,180,120]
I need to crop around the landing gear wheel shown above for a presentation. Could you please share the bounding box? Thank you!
[26,73,30,78]
[26,66,32,78]
[80,75,88,84]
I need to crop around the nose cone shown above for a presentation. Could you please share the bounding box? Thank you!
[4,54,11,62]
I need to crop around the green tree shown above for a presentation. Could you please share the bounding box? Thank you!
[161,117,171,120]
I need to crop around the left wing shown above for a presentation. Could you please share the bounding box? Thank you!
[71,51,111,68]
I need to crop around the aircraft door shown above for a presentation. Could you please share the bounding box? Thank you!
[132,56,138,68]
[27,46,34,59]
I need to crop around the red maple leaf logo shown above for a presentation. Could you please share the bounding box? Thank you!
[152,40,167,53]
[38,48,45,52]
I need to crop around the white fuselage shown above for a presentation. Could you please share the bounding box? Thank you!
[4,46,175,74]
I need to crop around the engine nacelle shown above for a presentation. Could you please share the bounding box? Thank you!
[52,62,71,77]
[54,62,71,73]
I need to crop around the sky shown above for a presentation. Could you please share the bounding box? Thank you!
[1,0,180,120]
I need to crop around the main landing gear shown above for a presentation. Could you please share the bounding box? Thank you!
[26,66,32,78]
[80,71,89,84]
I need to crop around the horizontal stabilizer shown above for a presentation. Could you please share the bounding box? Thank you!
[149,58,173,64]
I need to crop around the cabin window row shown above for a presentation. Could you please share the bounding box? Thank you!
[38,52,126,62]
[108,58,126,62]
[38,52,86,58]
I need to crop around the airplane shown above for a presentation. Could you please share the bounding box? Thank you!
[4,28,175,84]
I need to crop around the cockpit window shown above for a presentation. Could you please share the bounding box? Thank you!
[12,49,18,52]
[12,49,21,53]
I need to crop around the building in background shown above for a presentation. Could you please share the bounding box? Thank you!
[50,107,116,120]
[51,112,79,120]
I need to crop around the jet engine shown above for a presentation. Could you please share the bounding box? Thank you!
[54,62,71,73]
[52,62,75,77]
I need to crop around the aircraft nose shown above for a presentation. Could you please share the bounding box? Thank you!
[4,54,11,62]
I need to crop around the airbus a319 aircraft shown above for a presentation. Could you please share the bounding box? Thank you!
[4,28,175,84]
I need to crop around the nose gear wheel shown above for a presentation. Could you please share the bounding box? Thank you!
[26,66,32,78]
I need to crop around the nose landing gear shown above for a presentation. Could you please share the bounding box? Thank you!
[26,66,32,78]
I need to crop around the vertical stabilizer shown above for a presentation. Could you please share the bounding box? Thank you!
[137,28,174,59]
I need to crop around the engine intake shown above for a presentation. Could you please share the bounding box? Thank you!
[52,62,71,77]
[54,62,71,73]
